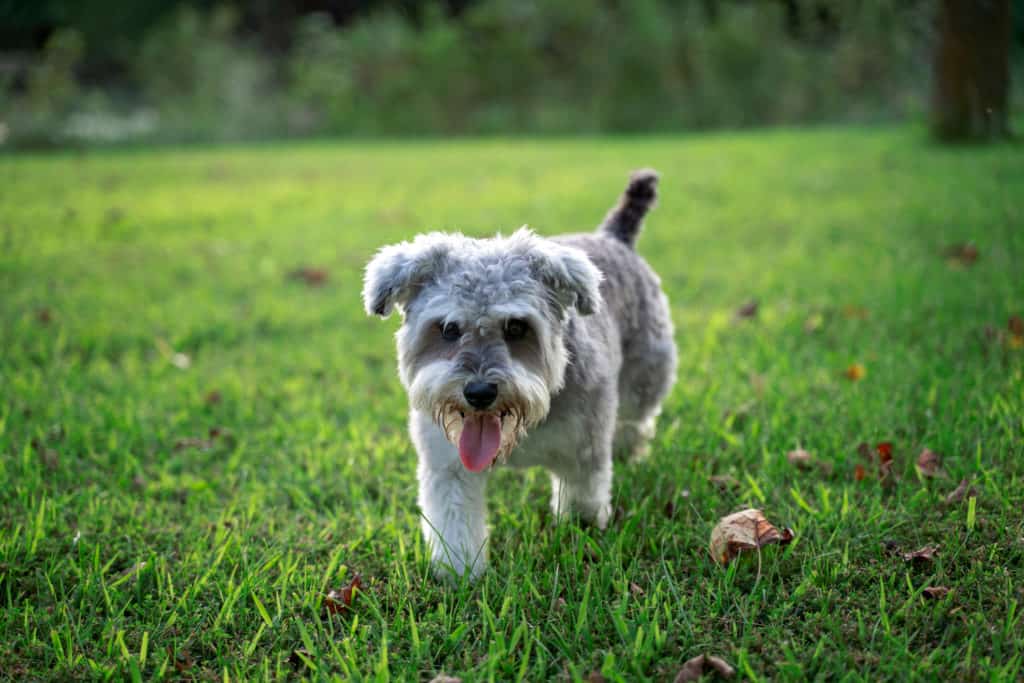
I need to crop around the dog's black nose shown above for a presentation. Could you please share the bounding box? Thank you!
[463,381,498,410]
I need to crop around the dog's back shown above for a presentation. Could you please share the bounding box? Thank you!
[553,170,677,459]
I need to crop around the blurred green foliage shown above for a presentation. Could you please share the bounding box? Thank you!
[0,0,1013,146]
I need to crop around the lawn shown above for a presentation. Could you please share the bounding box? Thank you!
[1,126,1022,681]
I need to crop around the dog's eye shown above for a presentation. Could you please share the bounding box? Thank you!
[441,321,461,341]
[504,318,529,341]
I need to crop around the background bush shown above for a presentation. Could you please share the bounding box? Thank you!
[0,0,1019,146]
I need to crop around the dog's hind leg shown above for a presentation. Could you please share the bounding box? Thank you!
[613,333,677,462]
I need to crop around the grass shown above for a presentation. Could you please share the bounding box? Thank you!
[1,125,1022,681]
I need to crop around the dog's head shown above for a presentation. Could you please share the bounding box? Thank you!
[363,228,602,472]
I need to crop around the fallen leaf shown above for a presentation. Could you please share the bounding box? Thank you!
[289,267,329,287]
[842,305,870,320]
[945,478,978,504]
[171,648,194,674]
[1009,315,1024,349]
[855,441,896,483]
[944,243,979,267]
[429,675,462,683]
[629,582,645,597]
[709,508,794,565]
[325,574,362,615]
[922,586,952,600]
[787,448,813,469]
[674,654,736,681]
[901,544,939,564]
[173,437,213,452]
[876,442,893,461]
[916,448,942,478]
[876,443,896,483]
[735,300,759,319]
[844,363,866,381]
[709,474,740,492]
[585,672,606,683]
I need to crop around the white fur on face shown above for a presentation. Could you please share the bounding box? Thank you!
[400,301,557,463]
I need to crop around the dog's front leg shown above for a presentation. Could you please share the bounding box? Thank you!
[411,411,489,581]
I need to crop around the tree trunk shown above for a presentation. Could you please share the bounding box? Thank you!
[932,0,1012,141]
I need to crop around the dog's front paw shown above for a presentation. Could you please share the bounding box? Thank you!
[431,553,487,584]
[582,502,612,530]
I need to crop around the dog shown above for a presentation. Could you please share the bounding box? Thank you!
[362,170,677,580]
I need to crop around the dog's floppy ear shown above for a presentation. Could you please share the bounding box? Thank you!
[363,235,451,317]
[515,227,603,315]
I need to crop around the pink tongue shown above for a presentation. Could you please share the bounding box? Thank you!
[458,414,502,472]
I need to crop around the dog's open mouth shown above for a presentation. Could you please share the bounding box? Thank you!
[455,409,512,472]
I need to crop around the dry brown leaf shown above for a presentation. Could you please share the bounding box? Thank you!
[429,675,463,683]
[710,508,794,565]
[922,586,952,600]
[1009,315,1024,349]
[173,436,214,452]
[901,544,939,564]
[855,441,896,483]
[945,478,978,504]
[844,363,866,381]
[629,582,645,597]
[944,243,979,267]
[735,300,759,319]
[916,448,942,478]
[842,305,870,320]
[171,648,194,674]
[674,654,736,682]
[289,267,329,287]
[325,574,362,615]
[585,671,606,683]
[787,449,813,469]
[709,474,740,492]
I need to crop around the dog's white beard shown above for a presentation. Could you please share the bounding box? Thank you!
[408,360,550,470]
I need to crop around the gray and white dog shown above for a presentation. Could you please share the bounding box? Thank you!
[362,170,677,580]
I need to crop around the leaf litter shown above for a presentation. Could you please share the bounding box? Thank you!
[710,509,794,566]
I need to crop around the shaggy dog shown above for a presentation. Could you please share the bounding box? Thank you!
[363,170,676,580]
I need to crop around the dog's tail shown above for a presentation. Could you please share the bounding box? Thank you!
[598,168,659,249]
